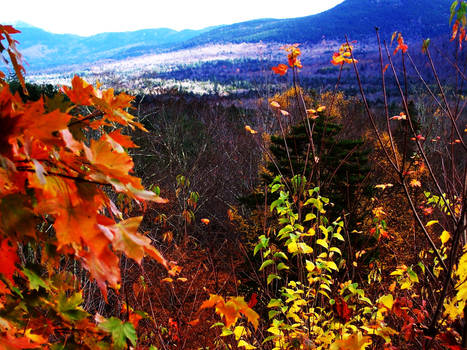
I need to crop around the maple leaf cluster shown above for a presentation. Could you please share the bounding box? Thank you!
[272,44,302,76]
[392,32,408,55]
[0,24,170,348]
[331,41,358,66]
[0,74,169,297]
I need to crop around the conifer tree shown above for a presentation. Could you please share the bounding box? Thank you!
[244,112,370,222]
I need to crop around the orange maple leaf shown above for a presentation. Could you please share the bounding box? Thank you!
[62,75,96,106]
[106,216,168,268]
[272,63,288,76]
[330,332,372,350]
[393,33,408,55]
[200,294,259,329]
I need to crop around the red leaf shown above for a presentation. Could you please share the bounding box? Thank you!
[438,331,463,349]
[272,64,288,76]
[247,292,258,308]
[334,297,351,322]
[0,239,18,283]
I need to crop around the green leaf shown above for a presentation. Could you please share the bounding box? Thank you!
[253,243,262,256]
[210,322,225,328]
[221,328,233,336]
[407,268,419,283]
[273,251,288,260]
[263,335,278,343]
[277,262,289,271]
[271,184,281,193]
[57,291,88,322]
[418,262,426,274]
[278,225,294,238]
[268,310,280,319]
[99,317,137,350]
[267,299,283,308]
[270,199,281,212]
[267,274,281,285]
[304,213,316,222]
[450,1,459,24]
[23,268,48,291]
[422,38,431,54]
[259,259,275,271]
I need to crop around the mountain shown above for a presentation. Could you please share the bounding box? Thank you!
[181,0,451,45]
[13,25,214,70]
[8,0,453,71]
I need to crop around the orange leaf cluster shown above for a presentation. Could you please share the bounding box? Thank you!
[272,63,288,76]
[282,44,302,68]
[271,44,302,76]
[451,20,467,48]
[200,294,259,329]
[0,25,27,94]
[331,41,358,66]
[392,32,408,55]
[0,69,169,300]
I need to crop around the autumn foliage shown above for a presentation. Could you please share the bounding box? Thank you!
[0,25,170,348]
[1,1,467,348]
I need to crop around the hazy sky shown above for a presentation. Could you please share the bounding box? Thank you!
[1,0,345,36]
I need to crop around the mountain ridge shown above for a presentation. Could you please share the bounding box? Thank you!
[7,0,453,71]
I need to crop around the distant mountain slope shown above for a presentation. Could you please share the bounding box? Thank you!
[183,0,451,45]
[14,25,212,70]
[8,0,452,71]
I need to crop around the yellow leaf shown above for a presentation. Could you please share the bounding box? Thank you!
[306,261,315,272]
[443,297,463,320]
[400,280,412,289]
[244,125,257,134]
[375,183,393,190]
[238,340,256,349]
[298,242,313,254]
[440,230,450,244]
[426,220,439,227]
[327,261,338,270]
[161,277,173,283]
[234,326,246,340]
[378,294,394,310]
[288,240,298,253]
[25,329,47,344]
[270,101,280,108]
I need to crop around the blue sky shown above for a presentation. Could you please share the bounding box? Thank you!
[1,0,344,36]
